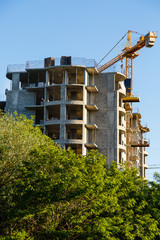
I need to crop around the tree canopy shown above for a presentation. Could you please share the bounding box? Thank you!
[0,112,160,240]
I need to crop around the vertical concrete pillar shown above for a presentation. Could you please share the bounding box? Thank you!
[12,73,20,90]
[43,71,48,134]
[46,71,49,86]
[92,72,95,85]
[46,71,49,101]
[141,146,144,178]
[82,69,88,155]
[60,85,66,148]
[64,70,68,84]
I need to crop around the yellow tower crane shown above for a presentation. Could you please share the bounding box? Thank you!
[96,30,157,164]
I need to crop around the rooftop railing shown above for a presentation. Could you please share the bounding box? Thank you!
[7,57,97,74]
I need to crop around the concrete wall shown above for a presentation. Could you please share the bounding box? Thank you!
[94,73,118,165]
[5,90,35,119]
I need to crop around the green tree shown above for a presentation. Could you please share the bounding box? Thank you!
[143,173,160,240]
[0,112,160,239]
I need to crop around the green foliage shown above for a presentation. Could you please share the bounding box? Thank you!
[0,112,160,239]
[0,230,34,240]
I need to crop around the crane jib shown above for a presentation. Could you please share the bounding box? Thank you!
[97,31,157,74]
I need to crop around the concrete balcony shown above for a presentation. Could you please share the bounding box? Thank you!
[65,139,83,144]
[119,144,126,152]
[144,150,148,156]
[119,106,126,116]
[25,104,44,109]
[53,139,60,143]
[46,100,61,106]
[85,124,98,130]
[119,125,126,134]
[85,143,98,149]
[85,104,98,111]
[85,85,98,93]
[25,82,45,91]
[65,119,83,124]
[66,100,83,105]
[144,164,148,169]
[45,119,60,125]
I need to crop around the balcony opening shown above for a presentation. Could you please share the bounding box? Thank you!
[119,152,122,164]
[67,86,83,101]
[65,144,82,154]
[68,68,84,84]
[28,70,46,87]
[85,129,98,149]
[36,89,44,105]
[47,105,60,121]
[87,129,97,143]
[119,132,122,145]
[89,74,95,85]
[49,70,64,85]
[47,124,60,140]
[119,116,122,126]
[47,86,61,101]
[28,71,38,86]
[85,93,98,111]
[87,92,96,105]
[66,105,83,120]
[66,124,82,140]
[35,108,44,124]
[119,97,122,107]
[20,72,28,89]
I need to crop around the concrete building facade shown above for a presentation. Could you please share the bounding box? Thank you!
[5,56,149,177]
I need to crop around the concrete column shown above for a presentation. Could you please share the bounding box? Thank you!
[46,71,49,86]
[92,73,95,85]
[141,146,145,178]
[82,69,88,155]
[60,103,66,148]
[61,83,66,101]
[60,85,66,147]
[12,73,20,90]
[43,73,47,134]
[64,70,68,84]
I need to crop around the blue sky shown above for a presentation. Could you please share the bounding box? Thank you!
[0,0,159,180]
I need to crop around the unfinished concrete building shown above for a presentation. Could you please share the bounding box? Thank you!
[5,56,149,177]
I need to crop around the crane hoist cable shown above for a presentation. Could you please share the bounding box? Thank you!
[96,31,128,67]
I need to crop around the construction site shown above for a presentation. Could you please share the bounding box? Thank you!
[4,30,157,178]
